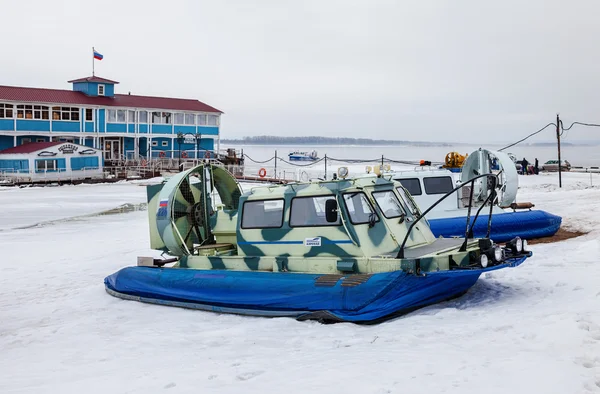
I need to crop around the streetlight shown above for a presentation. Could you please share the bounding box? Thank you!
[176,132,184,168]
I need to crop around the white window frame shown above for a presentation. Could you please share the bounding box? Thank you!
[52,106,80,122]
[85,108,94,122]
[161,141,168,147]
[151,141,158,147]
[127,110,136,123]
[21,138,32,144]
[173,113,185,125]
[17,104,50,120]
[36,159,56,171]
[184,113,195,125]
[0,103,14,119]
[98,84,105,96]
[197,114,207,125]
[138,111,148,123]
[107,109,117,123]
[206,114,219,126]
[151,111,172,124]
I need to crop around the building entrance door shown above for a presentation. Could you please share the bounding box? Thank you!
[104,139,121,161]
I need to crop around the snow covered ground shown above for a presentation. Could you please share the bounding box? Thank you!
[1,173,600,394]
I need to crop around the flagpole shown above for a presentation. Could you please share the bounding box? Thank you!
[92,47,95,76]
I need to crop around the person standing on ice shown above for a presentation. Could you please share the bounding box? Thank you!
[534,158,539,175]
[521,157,529,175]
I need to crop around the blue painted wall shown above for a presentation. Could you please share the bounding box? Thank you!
[174,125,196,135]
[84,121,94,132]
[52,121,80,132]
[139,137,148,157]
[84,139,94,147]
[124,138,135,153]
[152,125,172,134]
[0,135,13,150]
[198,126,219,136]
[16,120,50,132]
[139,124,148,133]
[128,124,135,133]
[152,137,172,150]
[107,123,127,133]
[0,119,15,131]
[99,109,106,132]
[72,81,115,97]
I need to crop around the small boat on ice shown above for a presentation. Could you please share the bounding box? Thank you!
[288,150,318,161]
[105,163,531,323]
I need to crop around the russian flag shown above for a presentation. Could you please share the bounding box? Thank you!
[93,50,103,60]
[159,200,168,207]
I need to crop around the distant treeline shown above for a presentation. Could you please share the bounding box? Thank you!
[221,136,453,146]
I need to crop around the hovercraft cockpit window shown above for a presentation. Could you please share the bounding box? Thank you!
[343,192,379,225]
[396,178,422,196]
[372,190,407,219]
[290,195,341,227]
[241,199,284,229]
[423,176,454,195]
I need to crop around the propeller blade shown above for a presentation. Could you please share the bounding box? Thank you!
[179,177,196,205]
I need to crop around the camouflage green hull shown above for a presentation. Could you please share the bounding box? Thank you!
[104,254,528,323]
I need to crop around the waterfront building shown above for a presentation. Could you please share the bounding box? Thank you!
[0,76,222,161]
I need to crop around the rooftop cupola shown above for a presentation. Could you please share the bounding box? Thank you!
[68,76,119,98]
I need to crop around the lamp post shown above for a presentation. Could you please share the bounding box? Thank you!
[195,132,202,161]
[176,132,184,168]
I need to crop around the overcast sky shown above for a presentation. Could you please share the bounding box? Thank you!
[1,0,599,143]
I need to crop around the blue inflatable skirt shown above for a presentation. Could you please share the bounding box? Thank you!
[105,255,528,323]
[428,210,561,243]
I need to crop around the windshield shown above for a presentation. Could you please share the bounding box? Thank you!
[372,190,406,219]
[396,187,419,215]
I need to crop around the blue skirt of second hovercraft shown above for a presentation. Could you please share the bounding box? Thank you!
[428,210,561,242]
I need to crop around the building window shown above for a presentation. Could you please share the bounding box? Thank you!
[138,111,148,123]
[241,199,285,229]
[98,85,105,96]
[343,192,379,225]
[17,105,49,120]
[36,159,56,172]
[117,110,126,123]
[174,113,184,125]
[21,138,32,145]
[128,110,136,123]
[36,138,45,143]
[197,114,206,125]
[161,141,168,147]
[184,113,195,125]
[85,109,93,121]
[52,107,79,121]
[151,141,158,147]
[0,103,14,118]
[152,112,172,124]
[290,196,341,227]
[207,115,218,126]
[107,109,116,122]
[423,176,454,195]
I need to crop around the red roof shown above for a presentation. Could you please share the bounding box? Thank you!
[0,85,223,113]
[67,76,120,84]
[0,141,62,154]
